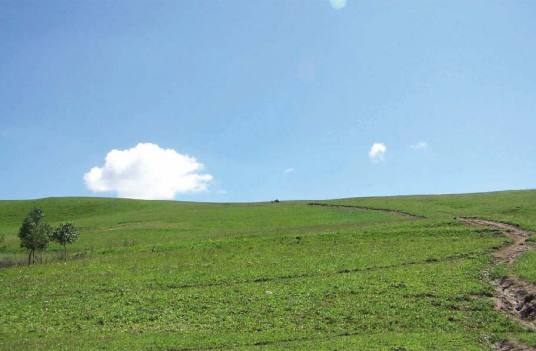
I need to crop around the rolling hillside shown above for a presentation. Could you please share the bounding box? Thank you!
[1,190,536,350]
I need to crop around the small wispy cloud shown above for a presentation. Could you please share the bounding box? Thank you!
[329,0,347,10]
[284,168,295,174]
[369,143,387,162]
[410,141,428,150]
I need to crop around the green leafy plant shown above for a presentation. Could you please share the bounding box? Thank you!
[18,208,52,265]
[52,222,79,262]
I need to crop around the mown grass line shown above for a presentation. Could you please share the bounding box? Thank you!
[169,329,488,351]
[69,252,486,296]
[171,331,383,351]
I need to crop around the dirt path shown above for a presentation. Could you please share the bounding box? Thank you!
[308,204,535,349]
[307,202,425,219]
[459,218,536,350]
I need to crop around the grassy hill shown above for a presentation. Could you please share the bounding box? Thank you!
[1,190,536,350]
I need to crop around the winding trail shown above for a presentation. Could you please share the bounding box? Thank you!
[459,218,536,350]
[308,204,536,349]
[307,202,425,219]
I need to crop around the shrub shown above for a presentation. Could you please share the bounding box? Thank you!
[52,222,79,261]
[18,208,52,265]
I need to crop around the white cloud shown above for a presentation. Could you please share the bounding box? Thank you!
[369,143,387,162]
[84,143,213,200]
[329,0,347,10]
[284,168,295,174]
[410,141,428,150]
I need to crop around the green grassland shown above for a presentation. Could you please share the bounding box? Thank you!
[329,190,536,230]
[1,190,535,350]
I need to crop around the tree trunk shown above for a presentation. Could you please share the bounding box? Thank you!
[64,244,67,262]
[28,250,31,265]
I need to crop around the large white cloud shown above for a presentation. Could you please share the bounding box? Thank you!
[84,143,213,200]
[369,142,387,162]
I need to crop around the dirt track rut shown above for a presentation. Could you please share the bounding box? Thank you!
[307,202,424,219]
[309,205,536,349]
[460,218,536,350]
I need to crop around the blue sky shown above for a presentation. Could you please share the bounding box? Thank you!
[1,0,535,201]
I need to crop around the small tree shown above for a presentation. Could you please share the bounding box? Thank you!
[18,208,51,265]
[34,222,52,263]
[52,223,79,261]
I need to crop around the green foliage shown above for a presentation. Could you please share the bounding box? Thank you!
[52,222,79,261]
[33,222,52,251]
[52,223,79,246]
[17,207,44,249]
[17,208,51,264]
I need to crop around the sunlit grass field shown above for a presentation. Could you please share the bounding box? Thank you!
[1,190,535,350]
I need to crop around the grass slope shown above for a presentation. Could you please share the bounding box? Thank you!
[1,190,535,350]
